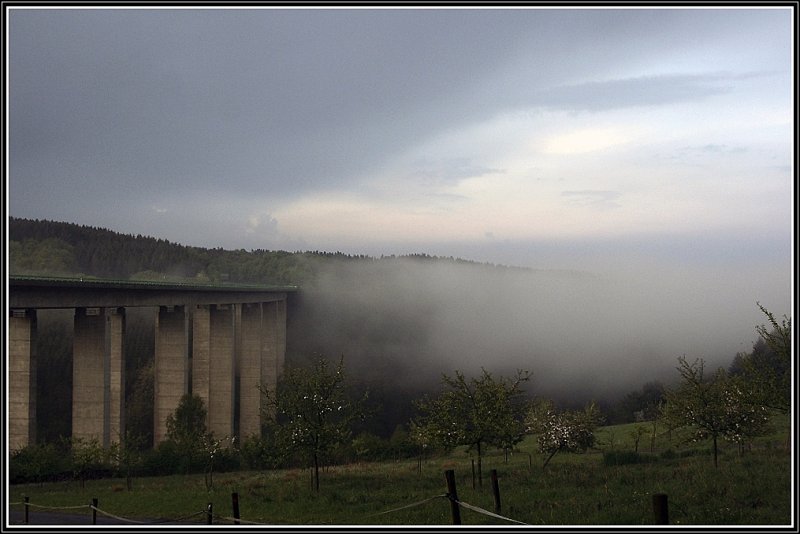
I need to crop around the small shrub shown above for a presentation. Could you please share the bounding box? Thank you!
[139,441,186,476]
[603,450,658,466]
[679,448,713,458]
[352,432,390,463]
[240,434,281,470]
[10,443,69,484]
[212,444,241,473]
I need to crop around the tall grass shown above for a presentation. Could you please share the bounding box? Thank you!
[9,419,791,526]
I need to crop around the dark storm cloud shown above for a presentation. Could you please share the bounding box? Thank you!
[11,8,786,218]
[9,8,545,213]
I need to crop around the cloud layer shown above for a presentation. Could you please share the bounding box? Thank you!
[8,7,793,322]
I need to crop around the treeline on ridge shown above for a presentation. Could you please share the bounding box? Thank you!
[9,217,521,285]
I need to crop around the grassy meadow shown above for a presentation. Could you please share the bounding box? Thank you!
[9,417,792,526]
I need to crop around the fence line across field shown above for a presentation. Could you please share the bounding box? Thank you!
[366,493,448,518]
[453,498,528,525]
[11,499,210,525]
[24,502,91,511]
[11,494,456,526]
[10,473,673,525]
[214,514,264,525]
[90,504,207,524]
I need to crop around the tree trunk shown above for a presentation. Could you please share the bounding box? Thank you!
[650,420,657,453]
[313,453,320,492]
[476,441,483,489]
[712,435,718,468]
[542,447,560,470]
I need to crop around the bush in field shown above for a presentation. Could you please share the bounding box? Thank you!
[107,432,145,491]
[240,432,283,470]
[388,424,417,460]
[165,393,209,473]
[603,450,658,466]
[351,432,390,463]
[64,437,110,488]
[139,441,183,476]
[10,442,69,485]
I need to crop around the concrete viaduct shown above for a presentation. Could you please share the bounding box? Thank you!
[8,276,297,451]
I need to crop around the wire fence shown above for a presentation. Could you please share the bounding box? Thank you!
[453,498,528,525]
[9,469,666,526]
[365,493,448,518]
[9,493,532,526]
[9,500,210,525]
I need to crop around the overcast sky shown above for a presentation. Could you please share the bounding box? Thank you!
[7,7,794,322]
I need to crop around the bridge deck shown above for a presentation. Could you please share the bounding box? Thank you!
[9,275,298,309]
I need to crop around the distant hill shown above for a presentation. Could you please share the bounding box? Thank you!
[8,217,532,286]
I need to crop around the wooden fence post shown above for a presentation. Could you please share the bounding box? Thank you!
[652,493,668,524]
[91,498,98,524]
[444,469,461,525]
[231,492,240,524]
[490,469,501,514]
[207,502,213,525]
[23,496,29,524]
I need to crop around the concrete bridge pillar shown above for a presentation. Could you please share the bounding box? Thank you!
[239,303,263,438]
[261,300,287,392]
[9,309,37,451]
[192,304,236,440]
[108,308,126,444]
[72,307,124,447]
[276,299,286,374]
[154,305,189,445]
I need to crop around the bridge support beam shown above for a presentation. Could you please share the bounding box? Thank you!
[72,307,125,447]
[154,305,189,445]
[9,309,37,451]
[192,304,235,440]
[239,303,263,438]
[260,300,286,403]
[108,308,126,444]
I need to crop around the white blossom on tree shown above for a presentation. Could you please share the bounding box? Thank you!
[662,356,770,468]
[534,401,603,469]
[260,355,367,492]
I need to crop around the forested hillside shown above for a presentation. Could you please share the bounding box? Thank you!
[9,217,341,285]
[9,217,516,285]
[8,217,539,442]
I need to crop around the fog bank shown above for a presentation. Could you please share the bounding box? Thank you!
[287,256,789,407]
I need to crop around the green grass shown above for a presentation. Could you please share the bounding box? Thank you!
[9,419,792,526]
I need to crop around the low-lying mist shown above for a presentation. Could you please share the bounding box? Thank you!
[287,256,787,412]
